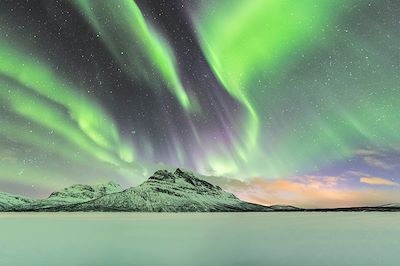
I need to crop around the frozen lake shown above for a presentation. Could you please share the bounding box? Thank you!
[0,212,399,266]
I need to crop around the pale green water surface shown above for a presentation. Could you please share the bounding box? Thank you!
[0,212,399,266]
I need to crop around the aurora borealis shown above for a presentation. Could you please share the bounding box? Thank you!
[1,0,399,207]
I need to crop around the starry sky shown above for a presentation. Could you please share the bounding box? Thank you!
[1,0,400,207]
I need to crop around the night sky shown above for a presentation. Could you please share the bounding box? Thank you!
[1,0,400,207]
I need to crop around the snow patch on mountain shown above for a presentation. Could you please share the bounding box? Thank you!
[0,192,34,211]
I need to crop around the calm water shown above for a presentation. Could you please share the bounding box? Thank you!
[0,212,399,266]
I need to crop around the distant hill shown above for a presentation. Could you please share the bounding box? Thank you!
[379,203,400,208]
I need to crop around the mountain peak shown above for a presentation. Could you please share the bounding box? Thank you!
[95,181,123,191]
[174,168,185,176]
[148,168,223,191]
[148,169,176,182]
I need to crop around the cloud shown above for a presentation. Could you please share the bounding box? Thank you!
[356,146,400,170]
[356,149,378,156]
[207,174,400,208]
[363,157,394,170]
[360,177,399,187]
[342,170,369,177]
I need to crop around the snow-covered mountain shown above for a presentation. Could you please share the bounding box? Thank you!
[25,181,124,210]
[0,192,34,211]
[3,169,400,212]
[0,169,302,212]
[47,181,123,203]
[0,182,123,211]
[43,169,278,212]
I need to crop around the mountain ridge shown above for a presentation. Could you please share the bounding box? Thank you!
[1,168,399,212]
[36,169,280,212]
[1,169,294,212]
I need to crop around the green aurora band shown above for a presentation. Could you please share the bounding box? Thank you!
[1,0,399,194]
[71,0,193,111]
[0,41,137,187]
[194,0,400,177]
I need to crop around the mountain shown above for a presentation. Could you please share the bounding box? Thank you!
[2,169,400,212]
[40,169,283,212]
[24,181,124,210]
[379,203,400,208]
[268,205,300,211]
[19,168,400,212]
[0,192,34,211]
[47,181,123,203]
[306,204,400,212]
[1,182,123,211]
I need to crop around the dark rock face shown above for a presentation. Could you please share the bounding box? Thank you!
[148,170,176,182]
[174,168,223,191]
